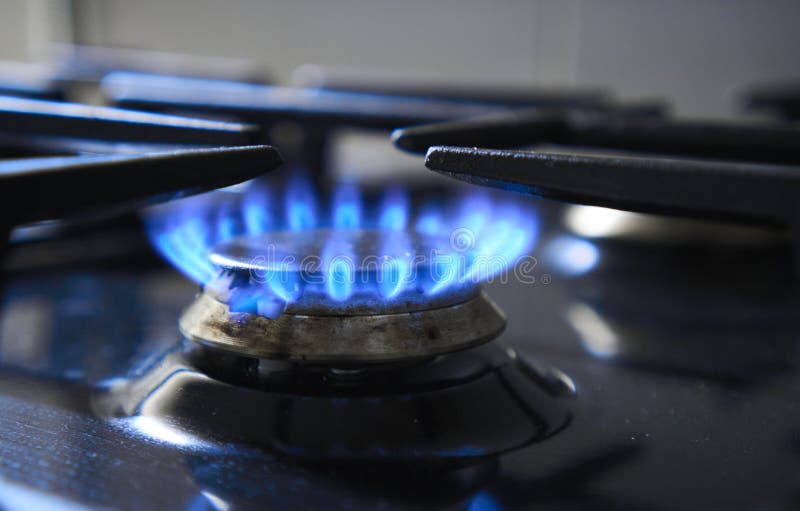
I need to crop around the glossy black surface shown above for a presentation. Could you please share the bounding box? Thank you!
[97,341,573,462]
[744,82,800,121]
[392,109,800,164]
[391,109,800,235]
[0,219,798,510]
[0,95,259,147]
[102,72,502,131]
[0,145,282,225]
[0,95,281,228]
[423,146,800,229]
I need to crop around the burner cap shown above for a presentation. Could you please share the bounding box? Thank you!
[179,229,506,362]
[207,229,477,315]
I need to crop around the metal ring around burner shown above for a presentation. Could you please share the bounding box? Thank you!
[179,289,506,363]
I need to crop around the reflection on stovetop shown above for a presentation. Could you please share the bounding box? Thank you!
[0,240,798,511]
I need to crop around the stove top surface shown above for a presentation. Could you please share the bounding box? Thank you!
[0,242,797,511]
[1,62,799,511]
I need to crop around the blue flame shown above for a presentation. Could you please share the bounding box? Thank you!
[145,175,539,312]
[378,186,408,231]
[332,182,362,229]
[467,492,502,511]
[243,186,271,234]
[326,256,355,301]
[286,174,317,230]
[215,205,239,240]
[379,257,404,298]
[415,207,442,236]
[150,210,216,284]
[377,231,412,299]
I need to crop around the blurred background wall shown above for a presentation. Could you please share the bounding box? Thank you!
[1,0,799,118]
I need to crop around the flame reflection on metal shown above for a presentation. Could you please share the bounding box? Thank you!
[566,303,619,358]
[544,236,600,276]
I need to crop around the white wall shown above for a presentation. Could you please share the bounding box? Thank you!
[575,0,800,117]
[71,0,574,86]
[0,0,71,60]
[2,0,800,118]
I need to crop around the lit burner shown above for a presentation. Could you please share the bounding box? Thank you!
[180,230,506,362]
[147,175,538,298]
[208,228,481,314]
[102,178,571,460]
[146,174,538,361]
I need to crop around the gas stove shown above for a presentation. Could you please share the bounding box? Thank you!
[0,62,799,511]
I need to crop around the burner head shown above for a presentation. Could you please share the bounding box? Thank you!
[208,229,478,315]
[179,229,506,362]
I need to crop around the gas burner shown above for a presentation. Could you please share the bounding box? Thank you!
[97,225,572,463]
[209,229,479,314]
[98,187,574,462]
[146,174,539,362]
[180,229,505,362]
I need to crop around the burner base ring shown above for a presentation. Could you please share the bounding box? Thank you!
[94,342,574,463]
[179,289,505,363]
